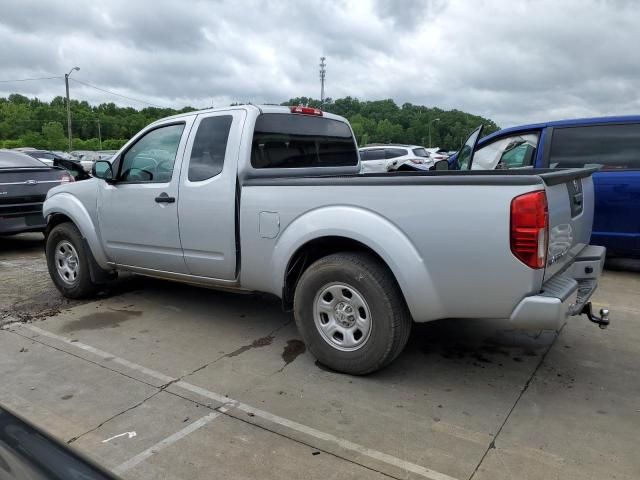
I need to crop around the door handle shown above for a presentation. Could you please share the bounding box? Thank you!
[155,193,175,204]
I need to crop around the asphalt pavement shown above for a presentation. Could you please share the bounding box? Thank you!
[1,233,639,480]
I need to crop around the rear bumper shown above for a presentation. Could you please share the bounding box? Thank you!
[0,203,46,234]
[509,245,606,330]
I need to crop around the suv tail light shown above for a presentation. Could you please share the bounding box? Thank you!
[59,172,75,184]
[510,191,548,269]
[290,106,323,116]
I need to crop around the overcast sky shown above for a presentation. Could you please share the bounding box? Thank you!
[1,0,639,127]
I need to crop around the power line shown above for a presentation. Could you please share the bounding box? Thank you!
[69,78,170,109]
[0,76,62,83]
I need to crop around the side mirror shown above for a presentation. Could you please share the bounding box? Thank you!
[92,160,114,181]
[434,159,449,171]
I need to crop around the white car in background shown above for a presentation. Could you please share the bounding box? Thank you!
[425,147,450,162]
[359,144,434,173]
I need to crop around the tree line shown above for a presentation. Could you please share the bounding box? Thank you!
[285,97,500,150]
[0,93,500,151]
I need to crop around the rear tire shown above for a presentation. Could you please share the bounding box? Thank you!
[293,252,411,375]
[46,222,99,299]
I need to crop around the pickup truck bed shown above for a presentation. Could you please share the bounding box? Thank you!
[240,167,599,326]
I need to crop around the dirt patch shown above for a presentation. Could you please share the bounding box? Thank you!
[1,234,143,326]
[59,308,143,333]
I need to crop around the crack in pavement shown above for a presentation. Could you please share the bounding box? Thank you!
[67,389,162,444]
[467,324,565,480]
[176,318,294,384]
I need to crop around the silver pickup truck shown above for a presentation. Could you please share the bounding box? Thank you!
[43,105,609,374]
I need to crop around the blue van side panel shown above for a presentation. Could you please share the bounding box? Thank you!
[475,116,640,257]
[590,170,640,256]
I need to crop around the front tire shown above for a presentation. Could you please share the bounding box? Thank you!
[46,222,99,299]
[293,252,411,375]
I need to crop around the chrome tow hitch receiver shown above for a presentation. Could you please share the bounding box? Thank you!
[581,302,610,329]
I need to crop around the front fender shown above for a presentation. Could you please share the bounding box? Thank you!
[43,192,109,269]
[271,206,444,322]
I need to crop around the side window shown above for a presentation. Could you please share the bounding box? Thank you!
[188,116,233,181]
[499,140,535,168]
[361,149,385,160]
[472,133,539,170]
[549,124,640,169]
[385,148,407,159]
[120,124,185,183]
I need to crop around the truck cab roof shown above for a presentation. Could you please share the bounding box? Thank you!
[149,104,349,126]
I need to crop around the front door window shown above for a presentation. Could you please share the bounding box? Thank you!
[119,124,185,182]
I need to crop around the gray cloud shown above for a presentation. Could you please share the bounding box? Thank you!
[1,0,639,126]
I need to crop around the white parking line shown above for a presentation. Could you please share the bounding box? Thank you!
[20,324,459,480]
[26,325,175,384]
[112,411,223,475]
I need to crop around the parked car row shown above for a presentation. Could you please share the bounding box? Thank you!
[13,147,117,174]
[0,148,120,235]
[358,144,450,173]
[450,116,640,258]
[0,150,77,235]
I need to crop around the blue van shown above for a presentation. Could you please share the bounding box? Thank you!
[452,116,640,257]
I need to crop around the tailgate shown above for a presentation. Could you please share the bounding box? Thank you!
[540,168,597,281]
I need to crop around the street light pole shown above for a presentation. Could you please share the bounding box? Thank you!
[428,117,441,147]
[96,118,102,150]
[65,67,80,151]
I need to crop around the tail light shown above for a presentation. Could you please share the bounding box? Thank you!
[510,191,548,269]
[59,172,75,184]
[290,106,323,116]
[409,158,422,164]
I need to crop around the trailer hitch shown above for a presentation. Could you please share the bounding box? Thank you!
[580,302,610,329]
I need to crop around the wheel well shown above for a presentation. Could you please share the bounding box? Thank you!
[282,236,401,311]
[45,213,73,238]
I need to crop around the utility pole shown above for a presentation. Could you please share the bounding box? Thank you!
[97,118,102,150]
[319,56,326,108]
[428,117,440,147]
[65,66,80,151]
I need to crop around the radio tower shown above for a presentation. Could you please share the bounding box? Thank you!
[319,56,326,108]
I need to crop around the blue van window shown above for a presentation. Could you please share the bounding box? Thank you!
[550,124,640,169]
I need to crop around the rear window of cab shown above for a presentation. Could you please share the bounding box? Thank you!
[251,114,358,168]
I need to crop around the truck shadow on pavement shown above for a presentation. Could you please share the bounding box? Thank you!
[0,232,45,254]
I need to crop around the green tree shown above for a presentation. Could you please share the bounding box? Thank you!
[0,93,500,152]
[41,121,67,150]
